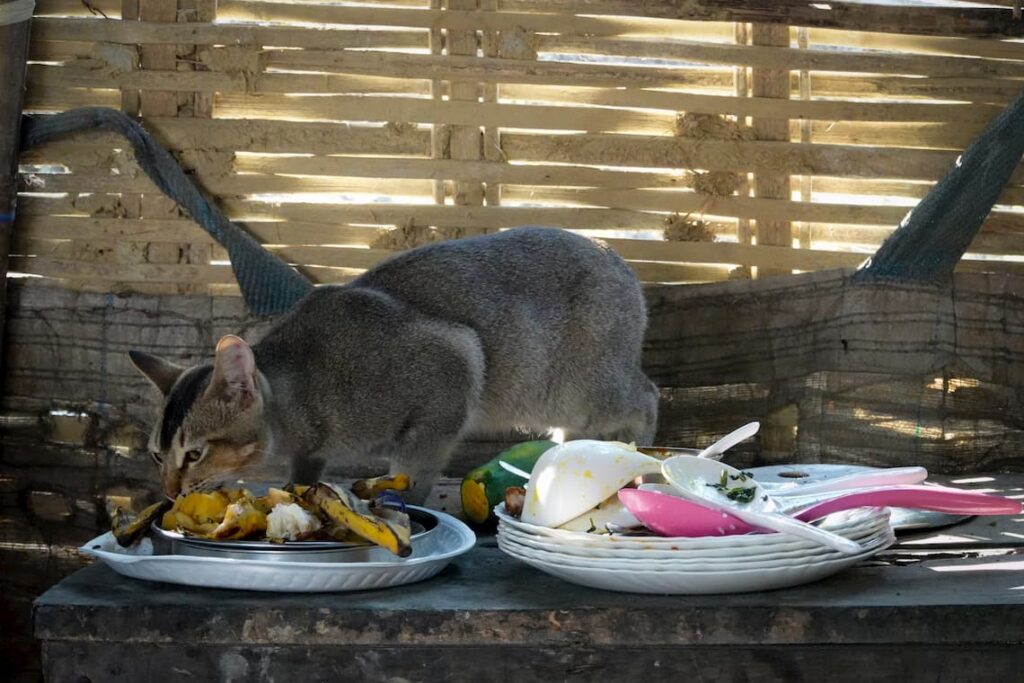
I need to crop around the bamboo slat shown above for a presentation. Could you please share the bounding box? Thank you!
[32,17,428,50]
[806,27,1024,62]
[500,0,1024,37]
[214,1,684,37]
[20,117,432,156]
[751,22,792,277]
[446,0,485,210]
[500,133,1024,185]
[33,0,122,17]
[25,84,119,111]
[7,257,237,284]
[27,65,431,98]
[497,84,1002,125]
[212,93,676,134]
[14,216,382,246]
[536,35,1024,80]
[499,186,1024,232]
[16,168,434,197]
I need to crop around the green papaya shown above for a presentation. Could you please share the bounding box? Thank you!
[460,440,557,524]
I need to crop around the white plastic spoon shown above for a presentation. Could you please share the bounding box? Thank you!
[768,466,928,498]
[661,455,863,554]
[696,422,760,461]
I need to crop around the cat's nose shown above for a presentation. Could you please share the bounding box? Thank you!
[163,477,182,500]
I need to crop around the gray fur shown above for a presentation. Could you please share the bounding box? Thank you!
[134,228,659,503]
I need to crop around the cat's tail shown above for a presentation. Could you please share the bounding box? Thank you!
[20,107,314,315]
[854,87,1024,284]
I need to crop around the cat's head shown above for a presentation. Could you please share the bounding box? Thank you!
[129,335,267,499]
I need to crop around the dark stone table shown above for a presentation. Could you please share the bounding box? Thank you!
[34,479,1024,682]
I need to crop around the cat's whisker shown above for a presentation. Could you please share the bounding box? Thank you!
[188,478,220,494]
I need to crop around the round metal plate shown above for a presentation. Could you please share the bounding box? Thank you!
[151,507,440,563]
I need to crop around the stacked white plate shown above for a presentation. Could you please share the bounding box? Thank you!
[495,504,895,594]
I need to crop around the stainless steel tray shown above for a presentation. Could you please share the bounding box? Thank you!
[150,507,441,563]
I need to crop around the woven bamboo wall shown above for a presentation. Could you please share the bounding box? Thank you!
[13,0,1024,296]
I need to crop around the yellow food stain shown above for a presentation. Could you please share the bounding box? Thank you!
[583,470,593,479]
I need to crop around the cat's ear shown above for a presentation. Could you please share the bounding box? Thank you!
[129,350,186,396]
[207,335,257,408]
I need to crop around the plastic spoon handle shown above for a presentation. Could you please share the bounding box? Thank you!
[791,485,1023,521]
[770,467,928,498]
[697,422,760,461]
[724,505,864,554]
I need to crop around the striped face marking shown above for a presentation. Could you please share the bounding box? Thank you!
[136,336,265,498]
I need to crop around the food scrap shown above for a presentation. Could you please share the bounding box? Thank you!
[111,499,172,547]
[351,473,412,500]
[705,470,758,504]
[504,486,526,518]
[112,482,413,556]
[266,502,321,541]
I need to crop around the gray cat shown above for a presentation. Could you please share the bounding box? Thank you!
[130,227,659,503]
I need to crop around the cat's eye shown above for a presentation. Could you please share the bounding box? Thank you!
[184,448,204,464]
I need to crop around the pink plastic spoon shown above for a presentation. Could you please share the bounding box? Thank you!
[618,485,1022,538]
[658,455,863,553]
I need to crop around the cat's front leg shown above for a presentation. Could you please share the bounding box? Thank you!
[387,418,469,506]
[289,451,326,485]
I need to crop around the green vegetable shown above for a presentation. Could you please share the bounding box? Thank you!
[460,440,557,524]
[706,471,758,505]
[724,486,757,504]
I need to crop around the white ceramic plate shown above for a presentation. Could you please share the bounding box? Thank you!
[497,517,890,564]
[497,511,889,557]
[499,513,888,550]
[494,504,888,554]
[497,526,893,571]
[81,506,476,592]
[498,530,896,594]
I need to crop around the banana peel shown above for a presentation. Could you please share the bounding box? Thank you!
[112,499,173,547]
[164,491,231,528]
[303,483,412,557]
[252,487,300,514]
[210,498,269,540]
[351,473,412,500]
